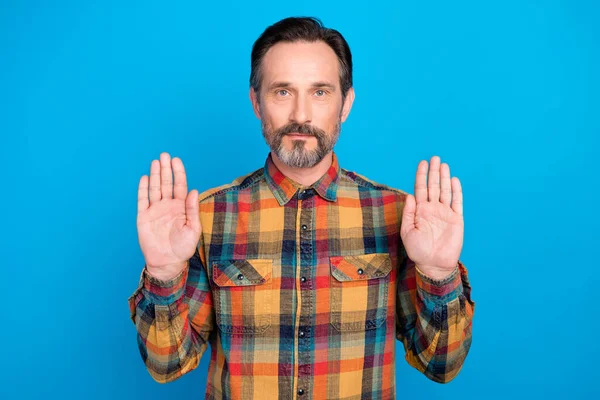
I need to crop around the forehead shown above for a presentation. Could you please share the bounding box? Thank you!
[261,41,340,87]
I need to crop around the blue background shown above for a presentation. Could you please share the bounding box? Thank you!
[6,0,599,398]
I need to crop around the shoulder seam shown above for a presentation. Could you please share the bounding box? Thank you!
[198,168,265,203]
[340,169,408,195]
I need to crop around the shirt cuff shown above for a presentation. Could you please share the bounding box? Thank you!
[141,262,189,306]
[415,261,464,305]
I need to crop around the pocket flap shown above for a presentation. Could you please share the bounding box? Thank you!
[330,253,392,282]
[212,259,272,287]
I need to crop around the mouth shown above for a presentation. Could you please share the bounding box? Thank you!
[286,132,313,138]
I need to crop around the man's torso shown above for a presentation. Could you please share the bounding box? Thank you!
[196,154,409,400]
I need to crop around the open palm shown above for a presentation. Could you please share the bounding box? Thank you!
[137,152,201,280]
[400,156,464,279]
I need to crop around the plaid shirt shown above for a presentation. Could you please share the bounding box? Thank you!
[128,152,476,399]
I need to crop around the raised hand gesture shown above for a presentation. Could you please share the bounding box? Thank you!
[137,152,201,281]
[400,156,464,280]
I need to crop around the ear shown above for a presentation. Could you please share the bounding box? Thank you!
[340,87,355,123]
[249,87,262,120]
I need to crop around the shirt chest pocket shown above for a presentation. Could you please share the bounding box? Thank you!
[329,253,392,332]
[211,259,273,335]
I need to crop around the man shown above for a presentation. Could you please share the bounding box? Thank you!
[128,16,475,400]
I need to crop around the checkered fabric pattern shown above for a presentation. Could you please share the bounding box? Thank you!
[128,152,475,399]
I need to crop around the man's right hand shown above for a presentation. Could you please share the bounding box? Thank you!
[137,152,202,281]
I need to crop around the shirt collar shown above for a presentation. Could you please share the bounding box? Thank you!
[264,152,340,206]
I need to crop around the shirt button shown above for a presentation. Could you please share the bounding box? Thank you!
[357,268,364,275]
[301,224,308,230]
[237,273,244,280]
[300,276,306,283]
[298,388,305,395]
[299,330,305,338]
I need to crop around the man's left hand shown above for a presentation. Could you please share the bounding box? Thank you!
[401,155,464,281]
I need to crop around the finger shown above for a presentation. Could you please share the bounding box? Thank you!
[160,152,173,199]
[428,155,441,202]
[440,163,452,205]
[451,176,463,216]
[149,160,161,205]
[138,175,149,213]
[414,160,428,204]
[185,189,201,233]
[172,157,188,201]
[402,193,416,230]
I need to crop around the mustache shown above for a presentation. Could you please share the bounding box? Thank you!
[274,122,325,137]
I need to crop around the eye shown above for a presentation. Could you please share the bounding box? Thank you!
[315,90,326,97]
[276,89,289,96]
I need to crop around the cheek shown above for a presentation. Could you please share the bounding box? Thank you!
[262,106,289,129]
[314,105,342,131]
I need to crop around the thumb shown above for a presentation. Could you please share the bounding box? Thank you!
[402,193,416,231]
[185,189,201,234]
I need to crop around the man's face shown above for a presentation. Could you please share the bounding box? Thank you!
[250,40,354,168]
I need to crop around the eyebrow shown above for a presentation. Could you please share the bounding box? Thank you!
[266,81,337,91]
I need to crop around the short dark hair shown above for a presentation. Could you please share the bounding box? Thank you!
[250,17,353,103]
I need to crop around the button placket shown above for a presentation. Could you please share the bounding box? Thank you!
[297,192,313,398]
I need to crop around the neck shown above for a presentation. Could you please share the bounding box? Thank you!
[270,151,333,187]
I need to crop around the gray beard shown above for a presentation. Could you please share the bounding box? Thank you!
[261,120,341,169]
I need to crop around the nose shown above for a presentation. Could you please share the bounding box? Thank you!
[290,93,312,124]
